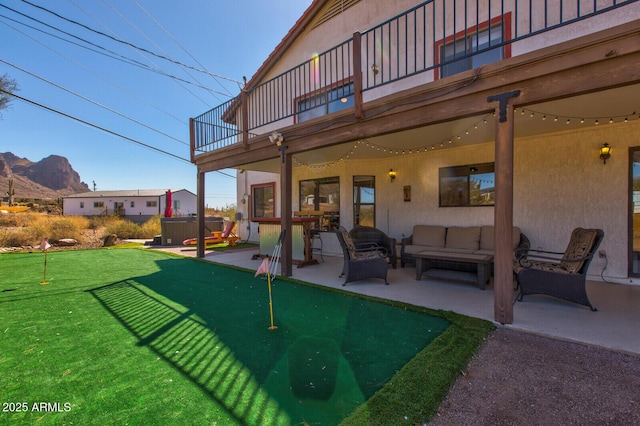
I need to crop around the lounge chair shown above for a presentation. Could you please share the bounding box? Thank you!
[514,227,604,310]
[349,225,397,268]
[335,226,389,286]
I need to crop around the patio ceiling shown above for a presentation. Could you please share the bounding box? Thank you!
[239,82,640,173]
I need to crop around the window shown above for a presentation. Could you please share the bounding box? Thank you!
[147,201,157,207]
[251,183,275,221]
[353,176,375,227]
[437,14,511,79]
[173,200,180,210]
[296,83,354,123]
[439,163,495,207]
[80,202,84,209]
[130,201,135,208]
[299,177,340,229]
[93,201,104,208]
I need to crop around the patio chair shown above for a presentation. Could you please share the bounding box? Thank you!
[335,226,389,286]
[349,225,397,268]
[514,227,604,311]
[221,221,240,246]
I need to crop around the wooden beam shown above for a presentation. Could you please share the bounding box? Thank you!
[489,91,519,325]
[280,147,293,277]
[196,167,205,259]
[353,32,363,120]
[194,25,640,172]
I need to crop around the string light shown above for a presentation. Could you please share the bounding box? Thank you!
[293,108,638,170]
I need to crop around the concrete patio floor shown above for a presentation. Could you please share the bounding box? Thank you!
[153,245,640,356]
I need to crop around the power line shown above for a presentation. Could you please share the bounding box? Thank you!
[0,89,237,180]
[0,9,232,100]
[1,58,190,147]
[70,0,214,107]
[20,0,244,86]
[2,89,192,164]
[132,0,236,97]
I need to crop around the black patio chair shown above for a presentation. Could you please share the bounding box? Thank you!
[349,225,397,268]
[514,227,604,311]
[335,226,389,286]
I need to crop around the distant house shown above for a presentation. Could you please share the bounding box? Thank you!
[62,189,196,223]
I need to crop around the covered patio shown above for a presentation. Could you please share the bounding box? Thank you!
[159,245,640,355]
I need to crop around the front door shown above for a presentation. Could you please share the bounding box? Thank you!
[114,202,124,216]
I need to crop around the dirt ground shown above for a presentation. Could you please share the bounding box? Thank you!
[430,327,640,425]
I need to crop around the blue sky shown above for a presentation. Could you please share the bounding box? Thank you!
[0,0,312,209]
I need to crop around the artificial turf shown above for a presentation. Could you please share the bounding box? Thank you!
[0,248,492,425]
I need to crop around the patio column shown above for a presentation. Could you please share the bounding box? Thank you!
[488,90,520,325]
[280,146,293,277]
[196,167,205,259]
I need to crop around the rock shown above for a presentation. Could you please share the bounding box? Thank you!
[58,238,78,246]
[103,234,118,247]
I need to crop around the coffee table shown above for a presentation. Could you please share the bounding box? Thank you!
[414,250,494,290]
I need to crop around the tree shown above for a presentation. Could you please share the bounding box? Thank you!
[0,74,18,118]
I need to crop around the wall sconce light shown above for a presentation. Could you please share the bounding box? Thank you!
[600,142,611,164]
[371,64,379,75]
[388,169,397,182]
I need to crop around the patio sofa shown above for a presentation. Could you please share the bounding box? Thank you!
[401,225,529,271]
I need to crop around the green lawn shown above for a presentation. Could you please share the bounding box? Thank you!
[0,248,492,425]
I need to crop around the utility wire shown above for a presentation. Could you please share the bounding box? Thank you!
[0,58,189,146]
[2,89,191,164]
[76,0,213,107]
[20,0,244,86]
[101,0,226,104]
[0,10,232,99]
[0,88,237,180]
[132,0,236,96]
[0,16,186,125]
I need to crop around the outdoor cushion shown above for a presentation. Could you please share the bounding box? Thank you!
[559,228,598,274]
[480,226,522,250]
[445,226,481,250]
[412,225,446,247]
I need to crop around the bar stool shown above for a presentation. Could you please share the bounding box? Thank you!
[310,229,323,262]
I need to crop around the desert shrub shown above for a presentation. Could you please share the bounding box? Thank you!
[0,227,40,247]
[104,220,149,239]
[46,216,88,243]
[141,216,161,237]
[88,215,122,230]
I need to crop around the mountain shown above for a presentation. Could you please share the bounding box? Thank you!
[0,152,90,199]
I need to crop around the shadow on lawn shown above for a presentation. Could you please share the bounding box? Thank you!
[89,256,449,425]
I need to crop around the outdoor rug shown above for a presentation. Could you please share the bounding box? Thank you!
[0,248,482,425]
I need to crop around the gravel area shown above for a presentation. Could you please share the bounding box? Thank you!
[431,327,640,425]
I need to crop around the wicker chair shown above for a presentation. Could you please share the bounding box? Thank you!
[515,227,604,311]
[335,226,389,286]
[349,225,397,268]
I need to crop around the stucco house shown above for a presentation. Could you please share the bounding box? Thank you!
[189,0,640,323]
[62,189,196,223]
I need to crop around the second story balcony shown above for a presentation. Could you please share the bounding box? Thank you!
[191,0,639,157]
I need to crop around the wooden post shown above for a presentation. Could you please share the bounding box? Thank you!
[280,146,293,277]
[196,167,206,259]
[352,32,363,119]
[241,89,249,149]
[487,90,520,325]
[189,118,195,163]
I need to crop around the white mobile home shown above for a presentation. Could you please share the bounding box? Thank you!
[62,189,196,223]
